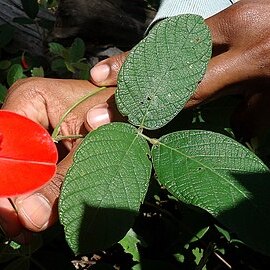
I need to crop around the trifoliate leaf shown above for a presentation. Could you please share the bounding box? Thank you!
[152,130,270,255]
[59,123,152,254]
[116,14,211,130]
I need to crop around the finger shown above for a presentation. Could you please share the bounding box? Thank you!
[84,95,126,131]
[90,52,129,86]
[2,78,49,128]
[84,103,112,131]
[185,48,252,108]
[205,6,234,49]
[13,144,78,232]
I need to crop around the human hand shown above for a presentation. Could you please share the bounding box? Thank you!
[90,0,270,108]
[0,77,115,241]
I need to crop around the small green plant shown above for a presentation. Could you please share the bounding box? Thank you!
[0,2,89,105]
[49,38,90,80]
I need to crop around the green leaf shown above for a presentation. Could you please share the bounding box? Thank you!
[65,61,76,73]
[116,14,211,130]
[59,123,152,254]
[7,64,24,87]
[72,62,91,80]
[48,42,67,58]
[152,130,270,255]
[68,38,85,63]
[0,84,7,103]
[189,226,209,244]
[119,229,140,262]
[215,225,231,242]
[31,66,44,77]
[9,242,21,250]
[72,62,90,71]
[21,0,39,19]
[51,58,66,72]
[192,247,205,268]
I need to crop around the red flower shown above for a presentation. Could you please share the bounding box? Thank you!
[0,111,58,197]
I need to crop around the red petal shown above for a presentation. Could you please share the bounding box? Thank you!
[21,53,29,69]
[0,111,58,197]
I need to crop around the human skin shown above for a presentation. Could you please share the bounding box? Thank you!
[0,78,115,241]
[91,0,270,138]
[92,0,270,99]
[1,0,270,241]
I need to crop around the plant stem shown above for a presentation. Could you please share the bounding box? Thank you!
[51,86,106,142]
[138,131,159,145]
[54,134,85,142]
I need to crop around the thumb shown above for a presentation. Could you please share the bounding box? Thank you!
[90,52,129,86]
[14,144,78,232]
[84,100,126,131]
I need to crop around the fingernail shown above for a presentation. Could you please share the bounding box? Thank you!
[90,64,110,83]
[87,103,110,130]
[17,193,51,230]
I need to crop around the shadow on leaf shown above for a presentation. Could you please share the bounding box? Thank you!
[77,204,138,255]
[217,171,270,256]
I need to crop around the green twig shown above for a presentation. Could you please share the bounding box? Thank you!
[53,134,85,142]
[51,86,106,142]
[138,130,159,145]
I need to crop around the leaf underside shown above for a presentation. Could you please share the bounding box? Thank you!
[59,123,151,254]
[152,130,270,255]
[116,14,212,130]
